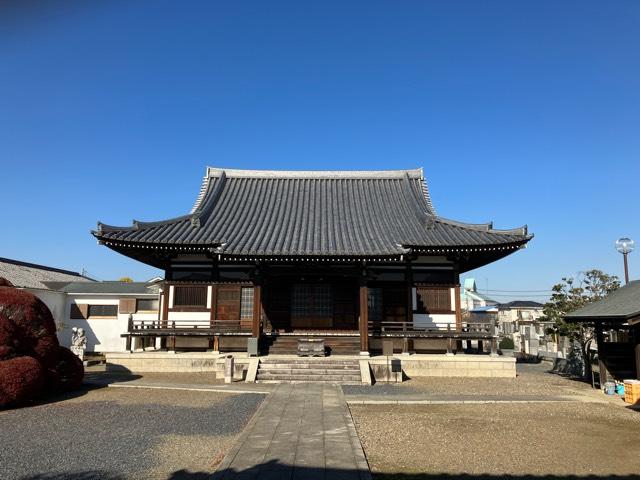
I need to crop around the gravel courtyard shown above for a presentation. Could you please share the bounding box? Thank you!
[349,364,640,479]
[0,386,264,480]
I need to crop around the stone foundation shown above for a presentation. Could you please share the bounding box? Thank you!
[105,352,515,381]
[369,354,516,380]
[106,351,251,379]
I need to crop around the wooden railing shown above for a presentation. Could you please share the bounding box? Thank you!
[127,317,252,334]
[368,321,495,338]
[368,320,499,355]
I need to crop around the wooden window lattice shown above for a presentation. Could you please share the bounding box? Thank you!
[87,304,118,318]
[415,287,452,314]
[240,287,254,320]
[173,285,208,308]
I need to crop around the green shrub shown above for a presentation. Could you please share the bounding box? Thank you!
[499,337,515,350]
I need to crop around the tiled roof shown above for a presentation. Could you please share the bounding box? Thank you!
[499,300,544,309]
[94,167,531,257]
[565,280,640,321]
[49,281,160,295]
[0,257,94,290]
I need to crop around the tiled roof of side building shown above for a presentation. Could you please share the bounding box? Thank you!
[93,167,532,257]
[45,281,160,295]
[565,280,640,321]
[499,300,544,309]
[0,257,94,290]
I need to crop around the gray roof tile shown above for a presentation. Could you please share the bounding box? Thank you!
[565,280,640,321]
[0,257,94,290]
[94,167,531,257]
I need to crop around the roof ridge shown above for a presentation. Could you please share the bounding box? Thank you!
[206,166,423,179]
[191,170,227,226]
[0,257,87,278]
[434,217,529,236]
[191,171,212,213]
[401,172,432,221]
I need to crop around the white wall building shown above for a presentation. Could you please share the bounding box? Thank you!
[460,278,497,312]
[0,257,160,353]
[56,281,161,352]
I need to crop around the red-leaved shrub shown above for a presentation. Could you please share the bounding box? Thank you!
[54,346,84,391]
[0,285,84,407]
[0,287,59,365]
[0,356,45,406]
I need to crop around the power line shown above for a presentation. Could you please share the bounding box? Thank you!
[477,293,551,297]
[477,288,553,293]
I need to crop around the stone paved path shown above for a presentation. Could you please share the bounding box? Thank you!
[212,383,372,480]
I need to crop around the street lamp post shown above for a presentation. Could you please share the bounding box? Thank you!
[615,237,635,284]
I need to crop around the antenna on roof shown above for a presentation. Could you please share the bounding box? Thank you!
[80,268,101,281]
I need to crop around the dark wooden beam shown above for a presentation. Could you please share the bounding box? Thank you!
[210,284,218,325]
[406,262,413,324]
[454,284,462,332]
[252,283,262,338]
[359,277,369,354]
[635,342,640,380]
[160,285,170,350]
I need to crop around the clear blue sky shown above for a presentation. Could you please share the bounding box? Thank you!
[1,1,638,301]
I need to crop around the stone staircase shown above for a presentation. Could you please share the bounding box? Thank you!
[260,335,361,355]
[255,357,362,384]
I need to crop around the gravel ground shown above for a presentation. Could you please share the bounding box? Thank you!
[84,368,227,387]
[0,386,264,480]
[350,363,640,478]
[344,363,595,399]
[352,402,640,478]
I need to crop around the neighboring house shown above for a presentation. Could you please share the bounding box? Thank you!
[498,300,545,335]
[0,257,162,353]
[460,278,497,312]
[0,257,94,326]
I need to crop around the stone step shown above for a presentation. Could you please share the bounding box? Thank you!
[255,379,362,384]
[256,373,362,382]
[258,363,359,370]
[259,359,359,365]
[257,368,361,376]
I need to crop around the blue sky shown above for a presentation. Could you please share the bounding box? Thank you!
[1,1,638,301]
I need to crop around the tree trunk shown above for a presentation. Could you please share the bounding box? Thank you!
[581,339,593,381]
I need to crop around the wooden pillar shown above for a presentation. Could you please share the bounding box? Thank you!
[406,262,413,324]
[210,284,218,326]
[160,285,170,350]
[632,324,640,380]
[403,262,412,354]
[359,276,369,354]
[209,284,218,351]
[594,321,607,383]
[454,285,462,332]
[252,283,262,338]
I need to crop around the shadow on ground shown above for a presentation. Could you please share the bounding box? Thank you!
[9,372,144,410]
[18,464,640,480]
[82,370,142,387]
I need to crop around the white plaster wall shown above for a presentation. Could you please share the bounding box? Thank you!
[59,296,159,353]
[167,311,211,321]
[412,313,456,329]
[28,289,67,330]
[411,287,456,330]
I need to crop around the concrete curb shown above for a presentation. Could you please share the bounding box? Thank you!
[346,398,603,405]
[107,383,271,395]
